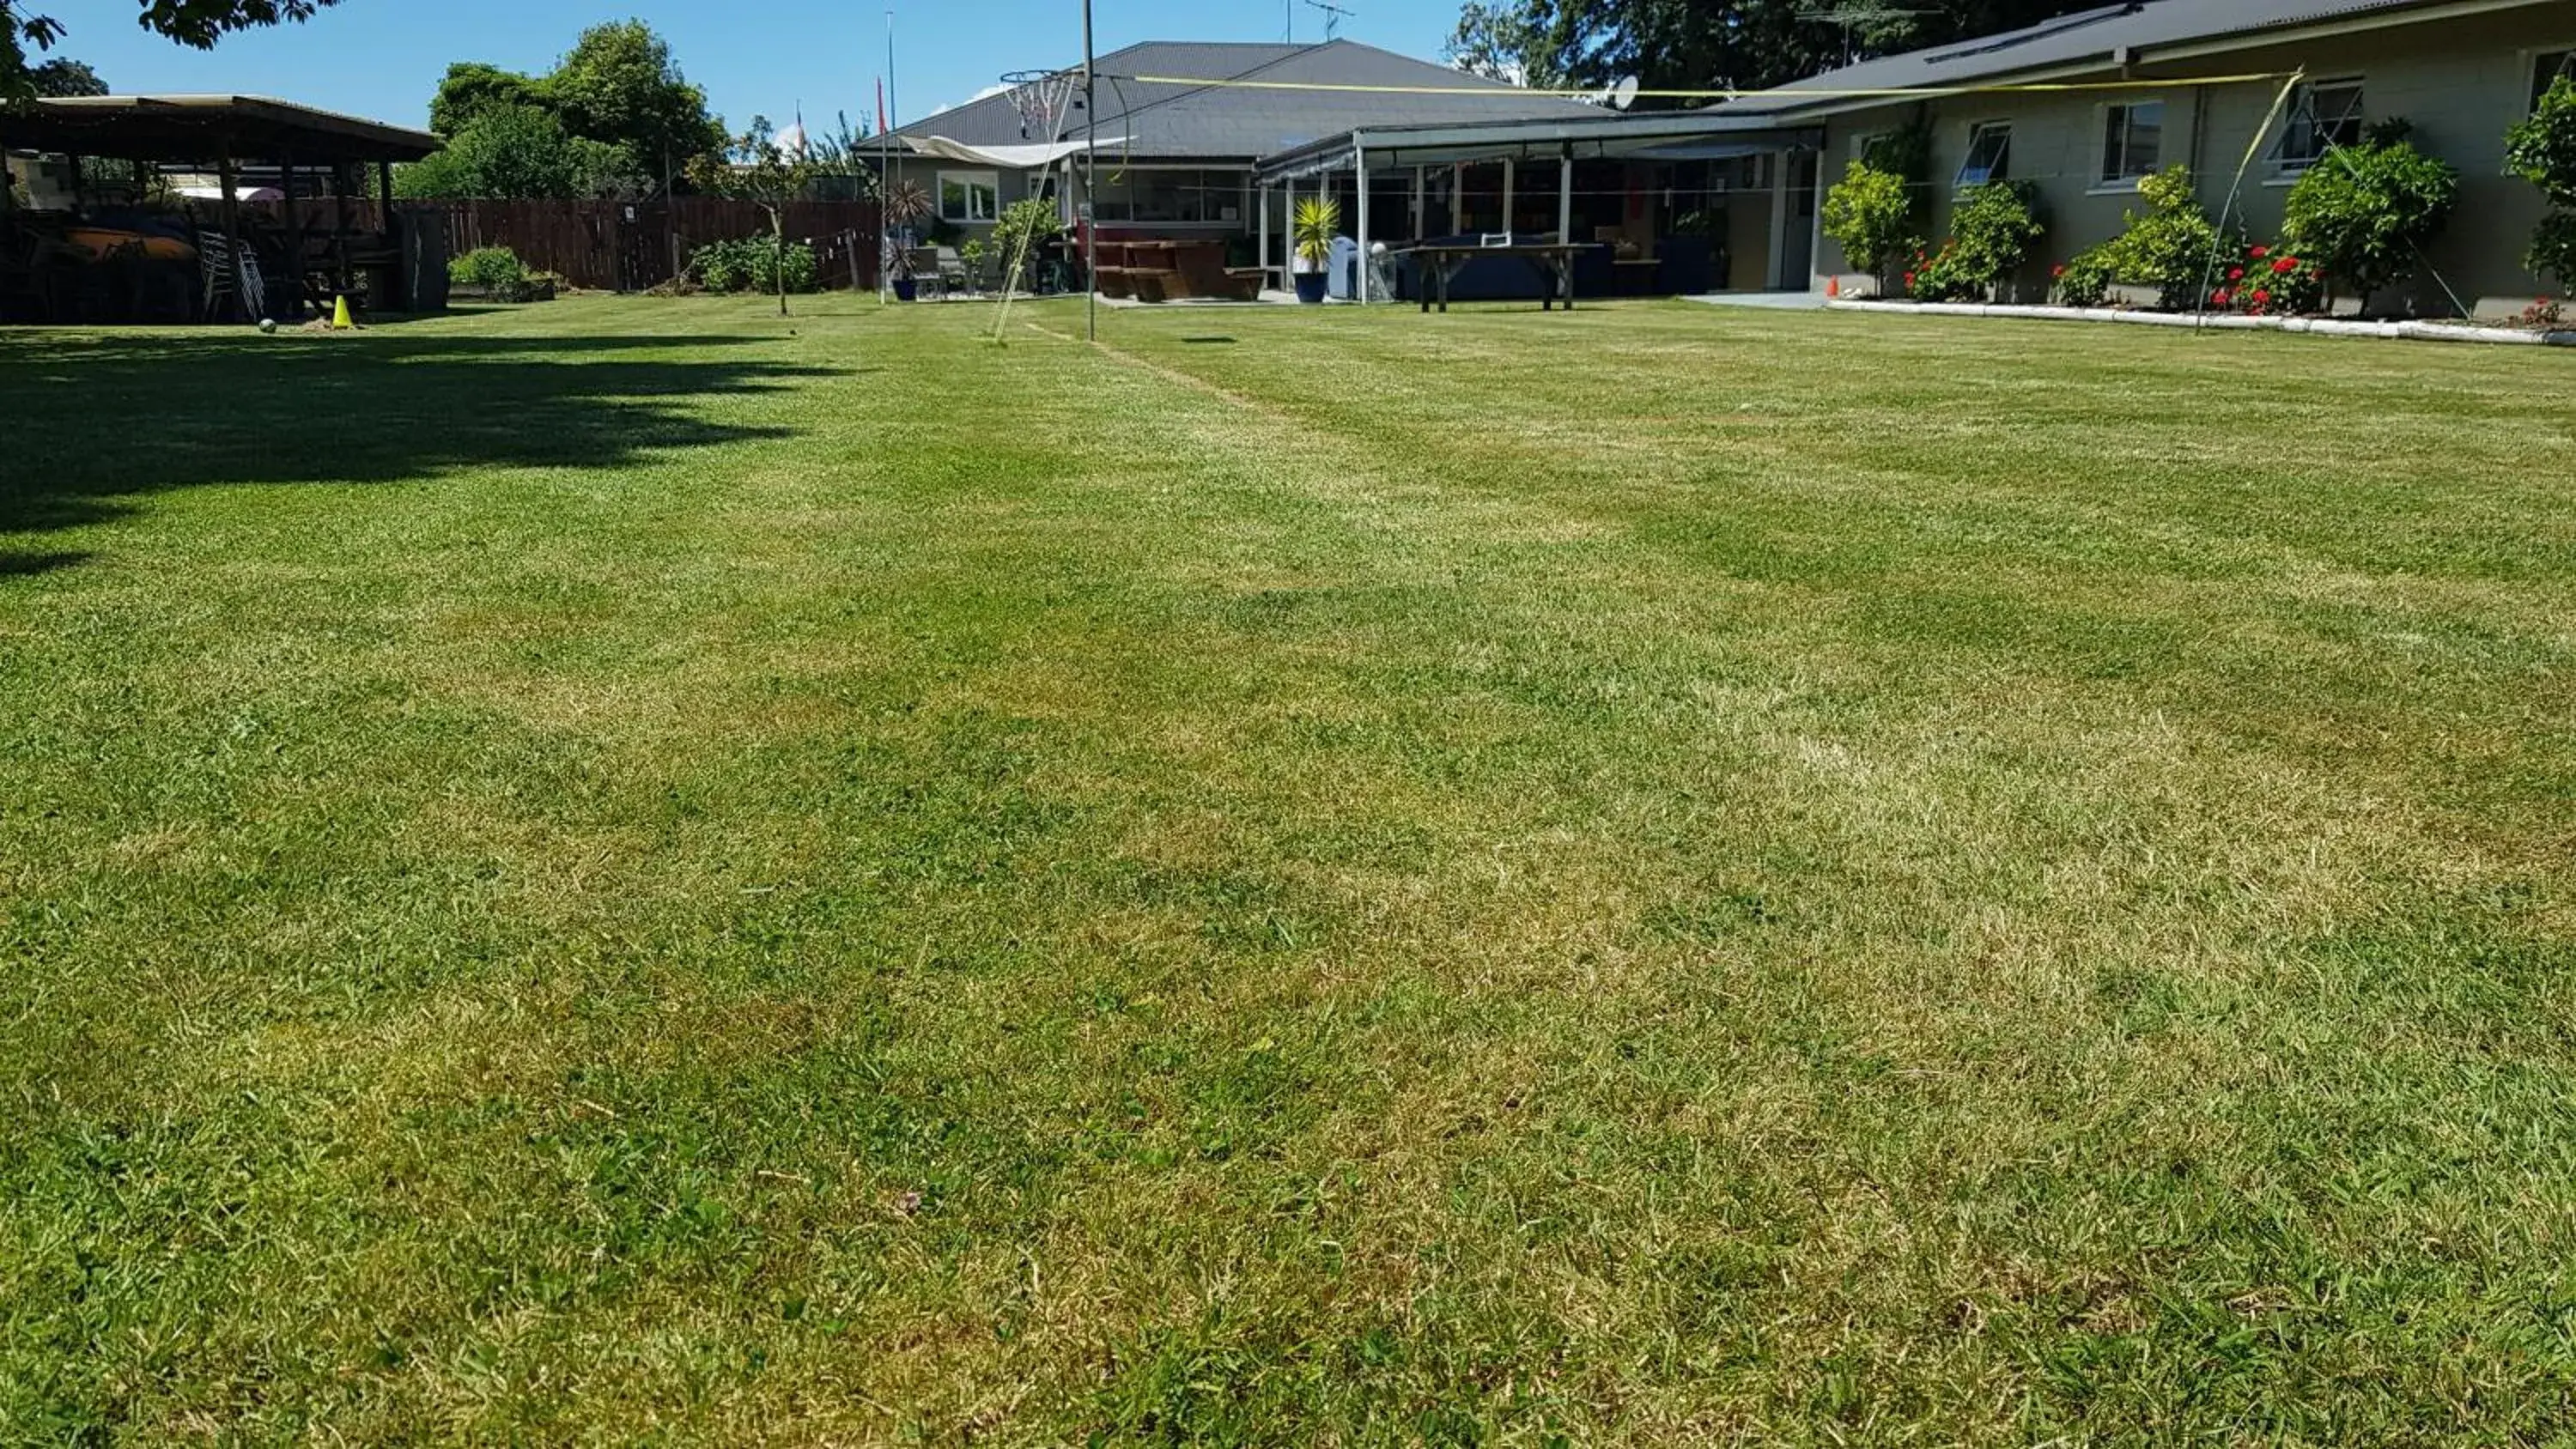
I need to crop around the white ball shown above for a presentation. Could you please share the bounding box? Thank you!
[258,318,277,333]
[1370,241,1388,256]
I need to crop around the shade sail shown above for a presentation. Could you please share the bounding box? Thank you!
[902,136,1129,169]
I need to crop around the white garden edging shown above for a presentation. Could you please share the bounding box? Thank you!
[1826,298,2576,348]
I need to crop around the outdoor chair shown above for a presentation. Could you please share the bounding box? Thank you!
[935,246,969,294]
[902,246,945,300]
[196,231,268,323]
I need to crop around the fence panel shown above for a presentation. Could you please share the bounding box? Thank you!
[246,197,884,292]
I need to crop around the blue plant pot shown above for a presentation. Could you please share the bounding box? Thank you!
[1294,273,1328,305]
[893,278,918,302]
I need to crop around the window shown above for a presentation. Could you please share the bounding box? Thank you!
[938,171,999,222]
[2099,101,2165,185]
[2276,79,2364,172]
[1088,167,1242,224]
[2537,49,2576,112]
[1957,121,2012,185]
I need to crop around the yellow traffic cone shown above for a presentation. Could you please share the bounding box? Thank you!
[331,294,355,330]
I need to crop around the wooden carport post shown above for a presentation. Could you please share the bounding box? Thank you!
[277,154,304,318]
[330,162,354,300]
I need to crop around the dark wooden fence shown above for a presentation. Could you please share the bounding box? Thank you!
[246,197,884,292]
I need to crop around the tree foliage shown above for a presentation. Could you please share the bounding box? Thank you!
[1445,1,2092,98]
[27,54,101,94]
[4,0,335,99]
[686,117,819,314]
[422,21,722,197]
[394,102,631,200]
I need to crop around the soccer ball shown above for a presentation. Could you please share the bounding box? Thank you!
[258,318,278,334]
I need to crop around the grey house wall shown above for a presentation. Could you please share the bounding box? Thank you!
[1809,6,2570,313]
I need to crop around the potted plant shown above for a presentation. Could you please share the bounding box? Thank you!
[883,179,932,301]
[1292,197,1339,305]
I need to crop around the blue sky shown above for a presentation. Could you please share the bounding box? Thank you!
[50,0,1467,132]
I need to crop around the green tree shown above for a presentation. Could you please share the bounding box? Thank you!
[4,0,337,99]
[2506,76,2576,288]
[428,60,550,136]
[688,116,818,316]
[1443,2,2089,100]
[2281,123,2459,309]
[546,20,724,177]
[394,102,630,199]
[1820,160,1919,293]
[27,55,101,94]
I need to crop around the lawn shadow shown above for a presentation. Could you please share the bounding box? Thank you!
[0,330,861,553]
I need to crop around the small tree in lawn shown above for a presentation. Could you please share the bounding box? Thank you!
[2507,76,2576,291]
[1820,161,1921,296]
[689,117,817,316]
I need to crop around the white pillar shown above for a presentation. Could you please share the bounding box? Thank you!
[1501,157,1516,239]
[1355,135,1370,304]
[1258,184,1271,282]
[1557,152,1573,242]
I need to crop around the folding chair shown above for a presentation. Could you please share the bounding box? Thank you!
[197,231,267,322]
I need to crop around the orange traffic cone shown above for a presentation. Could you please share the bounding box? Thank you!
[331,294,355,330]
[1826,275,1841,299]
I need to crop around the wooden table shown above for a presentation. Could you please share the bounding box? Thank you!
[1393,241,1595,312]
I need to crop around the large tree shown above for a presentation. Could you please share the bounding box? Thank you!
[3,0,337,100]
[395,101,634,200]
[27,55,103,95]
[421,21,722,195]
[1448,1,2089,98]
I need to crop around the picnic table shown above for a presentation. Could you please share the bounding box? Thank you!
[1392,239,1595,313]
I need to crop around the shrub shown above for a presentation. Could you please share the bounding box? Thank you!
[2052,248,2117,307]
[1820,161,1922,294]
[987,198,1065,288]
[2281,124,2459,308]
[2506,77,2576,286]
[2208,241,2325,316]
[1902,240,1980,303]
[690,236,819,294]
[450,246,526,293]
[1944,181,2046,299]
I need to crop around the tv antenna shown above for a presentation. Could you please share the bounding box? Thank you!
[1302,0,1355,42]
[1794,6,1938,66]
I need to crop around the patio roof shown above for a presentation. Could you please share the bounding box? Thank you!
[1251,110,1821,184]
[0,94,441,165]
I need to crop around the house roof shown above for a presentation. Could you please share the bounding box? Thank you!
[895,39,1605,161]
[1720,0,2544,116]
[0,94,440,164]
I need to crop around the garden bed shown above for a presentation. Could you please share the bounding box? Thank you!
[1828,298,2576,348]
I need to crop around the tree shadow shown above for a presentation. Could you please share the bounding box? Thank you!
[0,330,864,556]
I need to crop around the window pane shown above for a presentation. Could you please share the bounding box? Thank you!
[1959,123,2010,185]
[2537,51,2573,112]
[2102,107,2126,180]
[2126,102,2163,176]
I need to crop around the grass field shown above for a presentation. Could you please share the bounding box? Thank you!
[3,294,2573,1445]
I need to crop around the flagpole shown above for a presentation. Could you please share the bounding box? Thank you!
[1084,0,1097,342]
[880,8,896,304]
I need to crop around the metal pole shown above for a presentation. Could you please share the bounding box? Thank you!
[1084,0,1097,341]
[1354,133,1369,305]
[883,9,896,303]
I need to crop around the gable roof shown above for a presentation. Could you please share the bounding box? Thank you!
[897,38,1603,161]
[1722,0,2537,116]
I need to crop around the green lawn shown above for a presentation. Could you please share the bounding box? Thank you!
[3,294,2573,1446]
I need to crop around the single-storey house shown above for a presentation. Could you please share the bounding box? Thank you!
[871,38,1606,276]
[1713,0,2576,314]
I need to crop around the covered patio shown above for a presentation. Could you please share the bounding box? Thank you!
[1,94,445,325]
[1249,111,1825,305]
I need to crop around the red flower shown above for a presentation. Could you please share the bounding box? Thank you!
[2254,288,2272,305]
[2251,245,2272,259]
[2052,263,2068,278]
[1904,271,1917,288]
[2213,289,2233,306]
[2228,267,2245,281]
[2272,258,2298,275]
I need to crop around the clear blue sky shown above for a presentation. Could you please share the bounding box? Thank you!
[50,0,1467,132]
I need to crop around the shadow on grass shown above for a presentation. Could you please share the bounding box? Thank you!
[0,330,860,554]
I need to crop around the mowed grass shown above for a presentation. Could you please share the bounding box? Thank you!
[3,293,2573,1446]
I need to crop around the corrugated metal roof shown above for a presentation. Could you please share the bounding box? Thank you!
[1721,0,2506,115]
[896,39,1601,160]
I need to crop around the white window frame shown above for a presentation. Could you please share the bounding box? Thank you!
[1850,130,1892,164]
[1956,120,2012,187]
[2532,46,2576,113]
[2096,100,2166,190]
[2274,76,2366,174]
[937,170,999,223]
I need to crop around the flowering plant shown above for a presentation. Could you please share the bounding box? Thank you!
[2208,241,2324,316]
[2524,295,2567,330]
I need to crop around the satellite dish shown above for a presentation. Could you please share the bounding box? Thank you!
[1610,75,1640,111]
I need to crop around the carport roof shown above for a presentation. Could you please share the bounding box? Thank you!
[0,94,441,164]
